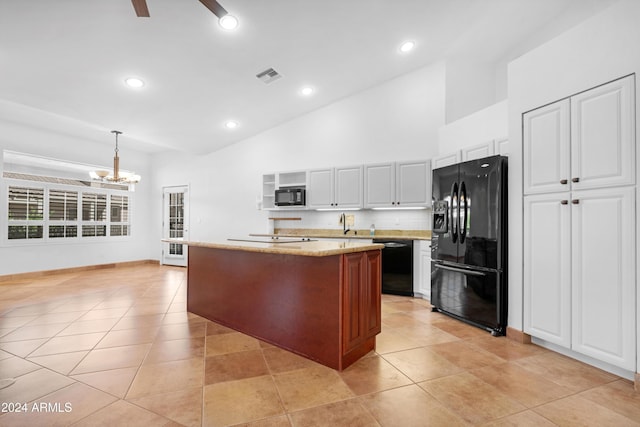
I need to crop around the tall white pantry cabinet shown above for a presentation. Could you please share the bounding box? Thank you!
[523,75,636,371]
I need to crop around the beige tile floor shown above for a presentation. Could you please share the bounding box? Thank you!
[0,264,638,426]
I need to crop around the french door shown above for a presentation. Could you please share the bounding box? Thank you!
[162,185,189,267]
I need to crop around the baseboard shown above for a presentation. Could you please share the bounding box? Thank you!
[635,373,639,391]
[0,259,160,283]
[506,327,532,344]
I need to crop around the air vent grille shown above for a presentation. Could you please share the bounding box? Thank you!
[3,171,129,191]
[256,68,282,84]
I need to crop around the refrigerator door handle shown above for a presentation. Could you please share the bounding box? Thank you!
[459,181,467,244]
[451,182,458,243]
[434,263,486,277]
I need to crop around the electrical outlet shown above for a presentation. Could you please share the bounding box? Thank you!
[346,214,355,226]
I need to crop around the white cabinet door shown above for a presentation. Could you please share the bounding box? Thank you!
[307,168,334,209]
[396,160,431,207]
[523,99,571,195]
[571,75,635,191]
[523,193,572,348]
[495,138,509,156]
[412,240,432,300]
[364,163,395,208]
[571,187,636,370]
[334,165,363,209]
[432,151,461,170]
[461,141,495,161]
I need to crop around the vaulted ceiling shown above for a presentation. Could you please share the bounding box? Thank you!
[0,0,617,154]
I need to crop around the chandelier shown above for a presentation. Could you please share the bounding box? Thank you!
[90,130,141,184]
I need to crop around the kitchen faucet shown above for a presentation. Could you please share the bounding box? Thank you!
[340,213,350,235]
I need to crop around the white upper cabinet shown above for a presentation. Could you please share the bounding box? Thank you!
[335,165,364,209]
[308,166,363,209]
[364,160,431,208]
[570,76,635,190]
[364,163,395,208]
[396,160,431,207]
[495,138,510,156]
[524,75,635,195]
[307,168,334,209]
[461,141,495,162]
[432,151,461,170]
[523,99,571,195]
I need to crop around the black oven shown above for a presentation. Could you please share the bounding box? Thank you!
[275,187,306,206]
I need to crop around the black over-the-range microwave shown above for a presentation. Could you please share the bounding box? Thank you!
[275,187,306,206]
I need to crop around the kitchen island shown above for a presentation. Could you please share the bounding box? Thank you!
[184,239,384,370]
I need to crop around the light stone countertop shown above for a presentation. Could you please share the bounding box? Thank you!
[164,239,383,257]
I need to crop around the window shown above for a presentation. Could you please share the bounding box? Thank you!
[109,195,129,237]
[5,182,131,243]
[8,186,44,240]
[82,193,107,237]
[49,190,78,238]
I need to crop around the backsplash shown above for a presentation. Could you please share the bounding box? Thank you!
[267,209,432,233]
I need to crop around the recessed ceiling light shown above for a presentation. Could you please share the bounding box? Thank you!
[399,40,416,53]
[300,86,314,96]
[219,14,238,30]
[225,120,239,129]
[125,77,145,88]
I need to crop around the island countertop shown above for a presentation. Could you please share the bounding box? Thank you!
[169,238,383,256]
[185,239,383,370]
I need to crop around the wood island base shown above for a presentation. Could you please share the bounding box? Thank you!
[187,245,382,371]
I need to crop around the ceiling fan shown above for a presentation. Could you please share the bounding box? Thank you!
[131,0,229,19]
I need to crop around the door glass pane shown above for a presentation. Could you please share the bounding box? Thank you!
[168,191,185,255]
[170,243,183,255]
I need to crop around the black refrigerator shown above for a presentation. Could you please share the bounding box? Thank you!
[430,155,507,336]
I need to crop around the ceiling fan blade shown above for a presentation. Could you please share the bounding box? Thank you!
[131,0,150,17]
[198,0,228,18]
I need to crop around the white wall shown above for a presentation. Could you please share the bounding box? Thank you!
[445,59,500,124]
[507,0,639,373]
[438,100,508,154]
[149,62,447,259]
[0,121,153,275]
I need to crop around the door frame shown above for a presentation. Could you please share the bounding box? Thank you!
[161,185,190,267]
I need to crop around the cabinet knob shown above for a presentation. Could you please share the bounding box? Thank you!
[560,179,568,185]
[572,177,580,183]
[560,200,569,205]
[572,199,580,204]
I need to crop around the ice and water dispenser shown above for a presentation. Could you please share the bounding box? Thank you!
[432,200,448,233]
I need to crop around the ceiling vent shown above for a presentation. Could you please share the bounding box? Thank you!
[256,68,282,84]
